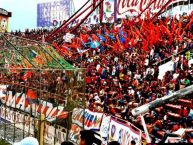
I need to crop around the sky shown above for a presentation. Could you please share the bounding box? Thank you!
[1,0,192,32]
[0,0,88,32]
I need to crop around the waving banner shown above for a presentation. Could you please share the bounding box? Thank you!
[109,118,141,145]
[84,109,103,130]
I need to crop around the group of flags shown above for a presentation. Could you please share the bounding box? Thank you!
[53,11,193,56]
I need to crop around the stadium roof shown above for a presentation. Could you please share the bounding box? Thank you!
[0,33,74,70]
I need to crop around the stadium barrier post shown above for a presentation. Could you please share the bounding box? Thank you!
[40,114,45,145]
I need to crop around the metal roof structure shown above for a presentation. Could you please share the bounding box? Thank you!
[0,33,74,70]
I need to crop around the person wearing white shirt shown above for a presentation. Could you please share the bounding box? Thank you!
[173,70,179,80]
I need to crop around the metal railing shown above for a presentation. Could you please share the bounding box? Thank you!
[0,68,86,145]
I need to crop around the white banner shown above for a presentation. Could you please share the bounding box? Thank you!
[0,88,68,120]
[100,114,111,145]
[116,0,189,18]
[44,123,67,145]
[71,108,84,127]
[0,106,35,135]
[69,108,84,145]
[100,115,111,138]
[109,119,141,145]
[0,106,68,145]
[84,109,103,130]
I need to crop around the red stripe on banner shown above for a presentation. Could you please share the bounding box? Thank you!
[42,106,49,115]
[37,104,43,113]
[58,111,68,119]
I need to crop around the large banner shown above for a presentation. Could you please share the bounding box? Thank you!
[102,0,189,22]
[44,122,67,145]
[0,106,67,145]
[116,0,189,18]
[0,106,35,135]
[99,114,111,145]
[68,108,84,145]
[37,0,71,27]
[0,87,68,120]
[109,118,141,145]
[84,109,103,130]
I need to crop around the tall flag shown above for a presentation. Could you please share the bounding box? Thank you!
[26,89,37,104]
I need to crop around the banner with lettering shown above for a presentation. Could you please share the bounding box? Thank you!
[116,0,189,18]
[108,118,141,145]
[44,122,67,145]
[69,13,100,28]
[84,109,103,130]
[71,108,84,126]
[0,89,68,120]
[68,108,84,145]
[100,114,111,145]
[37,0,70,27]
[0,106,35,135]
[68,124,82,145]
[103,0,115,23]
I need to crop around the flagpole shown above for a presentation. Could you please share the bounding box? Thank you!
[140,114,151,144]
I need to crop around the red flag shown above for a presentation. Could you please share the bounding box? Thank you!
[26,89,37,100]
[142,40,148,51]
[131,38,135,47]
[91,34,99,41]
[80,33,89,43]
[177,20,182,35]
[146,11,151,20]
[186,17,193,30]
[22,71,31,81]
[104,24,109,35]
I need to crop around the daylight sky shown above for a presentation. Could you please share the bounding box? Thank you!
[0,0,88,32]
[1,0,192,32]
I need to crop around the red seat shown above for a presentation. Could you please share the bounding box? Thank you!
[168,112,182,119]
[178,99,192,107]
[165,104,181,114]
[188,138,193,143]
[157,131,165,138]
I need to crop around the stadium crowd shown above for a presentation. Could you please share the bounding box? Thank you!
[10,12,193,143]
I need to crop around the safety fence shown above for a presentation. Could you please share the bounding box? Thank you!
[0,68,85,145]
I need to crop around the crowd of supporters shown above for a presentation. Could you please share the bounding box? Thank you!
[10,12,193,143]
